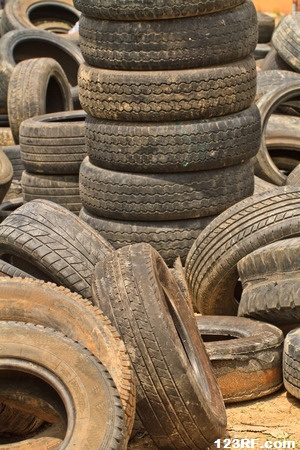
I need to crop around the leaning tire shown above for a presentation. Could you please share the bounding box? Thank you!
[272,14,300,73]
[283,328,300,400]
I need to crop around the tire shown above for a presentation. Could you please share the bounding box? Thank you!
[78,56,257,122]
[0,114,9,126]
[85,105,261,173]
[257,12,275,43]
[237,238,300,325]
[0,148,13,203]
[197,316,283,402]
[79,157,254,221]
[0,199,113,300]
[0,197,23,223]
[270,152,299,174]
[254,83,300,185]
[0,321,126,449]
[20,110,86,174]
[79,207,215,266]
[185,186,300,315]
[79,1,257,71]
[0,403,43,436]
[0,28,83,114]
[0,0,80,38]
[0,277,136,436]
[21,171,81,214]
[287,164,300,186]
[92,243,227,449]
[73,0,245,20]
[2,145,24,180]
[254,43,271,60]
[272,14,300,73]
[283,328,300,400]
[0,126,14,146]
[7,58,73,145]
[260,48,292,71]
[0,259,34,278]
[254,176,277,195]
[266,115,300,151]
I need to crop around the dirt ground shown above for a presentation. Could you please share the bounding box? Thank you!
[129,388,300,449]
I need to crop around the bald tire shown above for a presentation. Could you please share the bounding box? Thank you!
[283,329,300,400]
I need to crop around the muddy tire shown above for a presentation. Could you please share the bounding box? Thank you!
[0,149,13,204]
[0,403,43,436]
[7,58,73,145]
[92,243,227,449]
[20,111,86,174]
[283,328,300,400]
[185,187,300,315]
[272,14,300,73]
[78,56,257,122]
[197,316,283,402]
[0,199,113,300]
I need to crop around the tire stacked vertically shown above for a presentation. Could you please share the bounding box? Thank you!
[77,0,260,265]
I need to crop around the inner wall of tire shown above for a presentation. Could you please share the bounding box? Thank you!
[45,75,66,113]
[28,4,79,29]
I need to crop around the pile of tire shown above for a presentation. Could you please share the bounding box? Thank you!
[76,0,260,265]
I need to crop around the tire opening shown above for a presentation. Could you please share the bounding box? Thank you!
[45,76,65,114]
[28,3,79,31]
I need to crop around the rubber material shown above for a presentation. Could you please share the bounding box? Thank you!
[0,148,13,203]
[283,328,300,400]
[2,145,24,180]
[287,164,300,186]
[272,14,300,72]
[257,11,275,43]
[260,48,292,71]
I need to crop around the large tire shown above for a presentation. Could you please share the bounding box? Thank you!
[257,11,275,43]
[20,110,86,174]
[237,238,300,325]
[283,328,300,400]
[79,1,257,71]
[92,243,227,449]
[185,187,300,315]
[197,316,283,402]
[79,207,214,266]
[0,148,13,203]
[78,56,257,122]
[85,105,261,173]
[0,321,126,449]
[21,171,81,214]
[79,157,254,221]
[260,48,292,71]
[73,0,245,20]
[287,164,300,186]
[0,277,135,436]
[7,58,73,145]
[272,14,300,73]
[0,28,83,114]
[2,145,24,180]
[254,83,300,185]
[0,199,113,300]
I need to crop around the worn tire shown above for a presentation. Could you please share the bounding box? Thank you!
[266,115,300,152]
[185,187,300,315]
[79,157,254,221]
[197,316,283,402]
[20,110,86,174]
[78,56,257,122]
[79,1,257,71]
[0,148,13,204]
[283,328,300,400]
[0,403,43,436]
[287,164,300,186]
[0,321,126,449]
[260,48,292,71]
[2,145,24,180]
[0,199,113,300]
[79,207,214,266]
[0,259,34,278]
[256,70,300,100]
[238,238,300,325]
[253,176,276,195]
[85,105,261,173]
[272,14,300,73]
[0,126,14,146]
[21,171,81,214]
[257,12,275,43]
[92,243,227,449]
[0,277,135,436]
[7,58,73,145]
[0,197,23,224]
[0,28,83,114]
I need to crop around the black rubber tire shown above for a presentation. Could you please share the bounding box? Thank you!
[254,43,271,60]
[85,105,261,173]
[7,58,73,145]
[79,207,215,266]
[197,316,283,403]
[0,199,113,301]
[260,48,293,71]
[256,70,300,100]
[92,243,227,449]
[185,186,300,315]
[73,0,245,20]
[287,164,300,186]
[0,148,13,204]
[2,145,24,180]
[79,157,254,221]
[0,277,136,437]
[0,28,83,114]
[79,1,257,71]
[0,259,34,278]
[254,83,300,185]
[0,126,14,146]
[237,238,300,325]
[0,321,126,449]
[21,171,81,214]
[272,14,300,73]
[0,197,23,223]
[20,110,86,174]
[78,56,257,122]
[257,12,275,43]
[283,328,300,400]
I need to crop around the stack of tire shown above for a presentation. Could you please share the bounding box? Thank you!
[76,0,261,265]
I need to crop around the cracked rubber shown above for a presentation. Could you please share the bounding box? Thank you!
[283,328,300,400]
